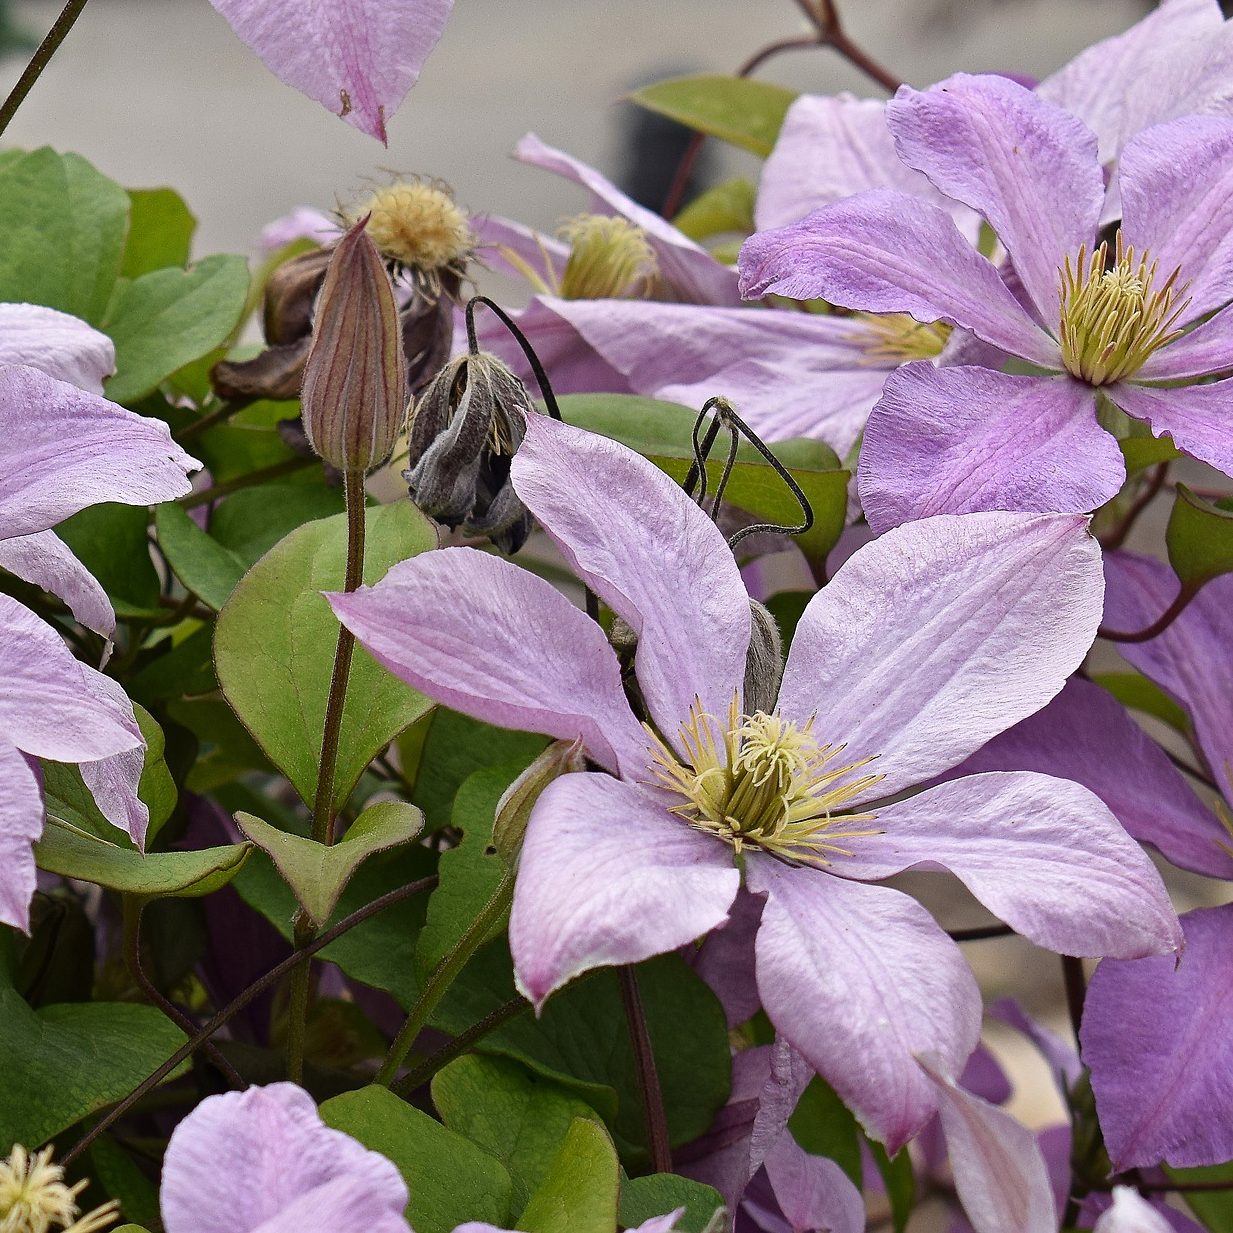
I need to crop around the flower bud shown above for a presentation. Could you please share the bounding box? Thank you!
[405,351,537,553]
[491,738,587,864]
[301,217,408,473]
[744,599,784,715]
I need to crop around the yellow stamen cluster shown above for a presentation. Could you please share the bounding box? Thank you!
[557,214,658,301]
[1058,233,1189,385]
[856,314,953,365]
[646,696,883,866]
[352,181,473,288]
[0,1146,118,1233]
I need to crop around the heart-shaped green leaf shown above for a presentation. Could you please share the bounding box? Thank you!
[630,75,798,157]
[516,1118,619,1233]
[1167,483,1233,589]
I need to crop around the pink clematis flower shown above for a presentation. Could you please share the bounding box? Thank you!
[0,309,199,930]
[740,73,1233,533]
[471,136,946,455]
[207,0,454,143]
[331,413,1179,1150]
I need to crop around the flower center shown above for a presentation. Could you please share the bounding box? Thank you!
[1057,233,1189,385]
[0,1145,118,1233]
[854,313,952,364]
[557,214,658,300]
[645,696,883,866]
[353,181,473,282]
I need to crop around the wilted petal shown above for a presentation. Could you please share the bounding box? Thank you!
[511,414,750,736]
[1118,115,1233,324]
[777,512,1103,800]
[1038,0,1228,164]
[955,678,1233,880]
[738,192,1057,367]
[0,595,140,762]
[757,1135,864,1233]
[207,0,453,143]
[0,303,114,394]
[1104,551,1233,798]
[515,134,741,306]
[0,742,43,932]
[857,364,1120,534]
[1084,905,1233,1170]
[509,773,739,1007]
[917,1055,1057,1233]
[77,667,149,849]
[886,74,1104,325]
[756,93,979,237]
[1093,1187,1182,1233]
[0,364,198,540]
[748,1037,814,1177]
[837,771,1181,959]
[161,1082,410,1233]
[328,547,648,777]
[747,860,981,1151]
[0,530,114,638]
[1111,375,1233,481]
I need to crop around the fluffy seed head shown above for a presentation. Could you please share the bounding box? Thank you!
[0,1145,118,1233]
[351,181,473,288]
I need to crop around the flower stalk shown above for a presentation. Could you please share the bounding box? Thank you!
[0,0,90,137]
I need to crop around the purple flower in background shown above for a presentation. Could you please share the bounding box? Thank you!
[741,73,1233,532]
[207,0,454,143]
[161,1084,411,1233]
[332,413,1179,1150]
[0,319,199,931]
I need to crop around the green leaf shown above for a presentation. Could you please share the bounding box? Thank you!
[121,188,196,278]
[103,254,250,404]
[517,1118,620,1233]
[35,817,251,899]
[1167,1161,1233,1229]
[90,1134,161,1229]
[619,1174,726,1233]
[416,763,521,979]
[432,1054,604,1213]
[192,398,301,482]
[128,623,216,703]
[214,501,435,812]
[0,988,184,1152]
[1120,434,1181,477]
[320,1085,512,1233]
[630,75,797,157]
[788,1076,862,1187]
[1091,670,1190,735]
[167,696,273,791]
[235,800,423,927]
[55,503,162,619]
[672,177,757,242]
[559,394,848,566]
[156,482,346,611]
[1167,483,1233,589]
[134,705,177,843]
[0,147,129,324]
[868,1139,915,1233]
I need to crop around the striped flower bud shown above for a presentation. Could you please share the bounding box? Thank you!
[301,217,407,473]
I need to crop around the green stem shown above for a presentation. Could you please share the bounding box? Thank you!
[176,455,316,511]
[63,875,437,1168]
[287,468,366,1083]
[375,865,517,1087]
[174,397,255,444]
[0,0,90,137]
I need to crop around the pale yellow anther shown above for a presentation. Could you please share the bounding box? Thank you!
[854,313,952,365]
[350,180,473,290]
[645,695,883,867]
[557,214,658,301]
[0,1145,118,1233]
[1058,232,1189,385]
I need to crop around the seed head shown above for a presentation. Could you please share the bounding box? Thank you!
[0,1145,118,1233]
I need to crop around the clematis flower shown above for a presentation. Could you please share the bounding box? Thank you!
[161,1084,411,1233]
[330,413,1179,1150]
[741,74,1233,532]
[471,136,949,454]
[0,316,199,931]
[207,0,454,143]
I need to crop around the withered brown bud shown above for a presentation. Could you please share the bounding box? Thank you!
[264,245,336,346]
[744,599,784,715]
[301,218,408,473]
[404,351,537,553]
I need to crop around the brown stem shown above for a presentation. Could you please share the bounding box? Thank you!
[174,397,256,444]
[619,965,672,1173]
[1098,580,1202,643]
[62,875,438,1168]
[1099,462,1170,552]
[948,923,1015,942]
[1163,748,1219,793]
[177,455,316,510]
[123,898,245,1090]
[0,0,90,137]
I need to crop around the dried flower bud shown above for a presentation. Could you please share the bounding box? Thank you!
[301,218,408,473]
[744,599,784,715]
[491,738,587,864]
[264,245,336,345]
[405,351,537,553]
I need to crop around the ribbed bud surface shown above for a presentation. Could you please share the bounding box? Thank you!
[301,218,407,472]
